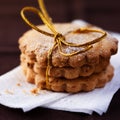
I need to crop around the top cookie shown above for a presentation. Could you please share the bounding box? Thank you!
[19,23,118,68]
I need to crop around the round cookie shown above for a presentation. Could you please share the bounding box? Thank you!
[19,23,118,93]
[25,64,114,93]
[33,59,109,79]
[47,65,114,93]
[20,53,110,79]
[19,23,118,68]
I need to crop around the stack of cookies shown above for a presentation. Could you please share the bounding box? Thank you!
[19,23,118,93]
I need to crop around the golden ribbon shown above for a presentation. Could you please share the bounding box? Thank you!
[20,0,107,89]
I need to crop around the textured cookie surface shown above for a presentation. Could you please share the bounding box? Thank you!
[19,23,118,93]
[45,65,114,93]
[21,53,110,79]
[19,23,118,68]
[21,64,114,93]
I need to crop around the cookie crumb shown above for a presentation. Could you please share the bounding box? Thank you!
[17,83,21,86]
[5,90,14,95]
[22,90,28,94]
[31,88,40,95]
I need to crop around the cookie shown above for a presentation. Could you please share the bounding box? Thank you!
[46,65,114,93]
[19,23,118,68]
[34,58,109,79]
[20,52,110,79]
[19,23,118,93]
[21,64,114,93]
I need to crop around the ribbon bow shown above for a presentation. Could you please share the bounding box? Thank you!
[20,0,107,89]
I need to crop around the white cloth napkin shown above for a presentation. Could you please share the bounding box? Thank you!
[0,20,120,115]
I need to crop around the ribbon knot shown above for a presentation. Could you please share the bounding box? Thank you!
[20,0,107,89]
[54,33,65,44]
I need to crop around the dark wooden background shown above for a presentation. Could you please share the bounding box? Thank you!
[0,0,120,120]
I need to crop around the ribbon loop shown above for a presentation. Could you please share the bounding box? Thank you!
[63,28,107,47]
[21,7,54,37]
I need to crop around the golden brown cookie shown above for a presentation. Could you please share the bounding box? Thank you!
[33,59,109,79]
[19,23,118,93]
[20,52,109,79]
[46,65,114,93]
[19,23,118,68]
[22,64,114,93]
